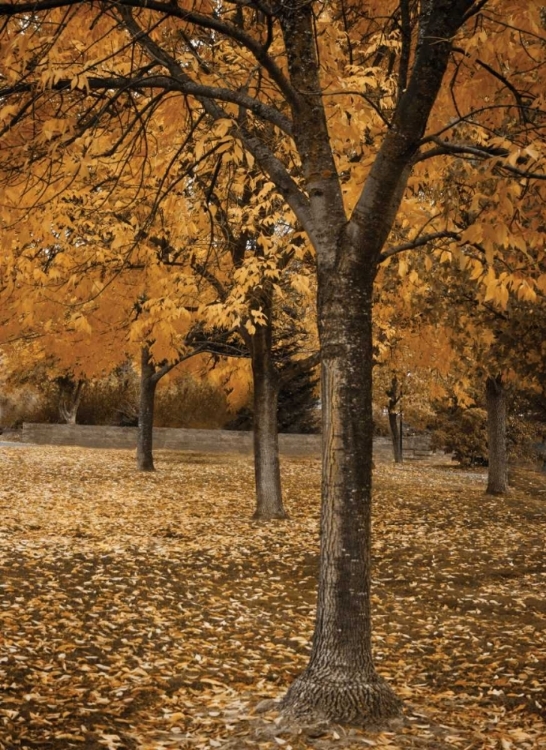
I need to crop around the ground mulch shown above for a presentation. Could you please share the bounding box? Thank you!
[0,447,544,749]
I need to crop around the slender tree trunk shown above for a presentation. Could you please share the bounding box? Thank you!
[250,311,287,520]
[486,375,508,495]
[388,411,403,463]
[58,378,85,424]
[137,346,157,472]
[387,377,403,463]
[282,265,401,723]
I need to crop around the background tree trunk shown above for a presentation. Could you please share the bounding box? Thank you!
[58,378,85,424]
[386,377,403,463]
[486,375,508,495]
[250,309,287,520]
[282,267,401,723]
[137,346,157,472]
[389,411,403,463]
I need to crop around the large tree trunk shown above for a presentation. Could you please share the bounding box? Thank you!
[137,346,157,472]
[486,375,508,495]
[250,308,287,520]
[282,267,402,724]
[278,1,469,723]
[386,377,403,463]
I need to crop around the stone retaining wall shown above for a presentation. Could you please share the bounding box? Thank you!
[21,423,436,460]
[373,436,437,461]
[21,423,321,456]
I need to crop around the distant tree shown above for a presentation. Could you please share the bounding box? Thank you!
[385,376,403,463]
[55,375,86,425]
[228,334,320,435]
[430,396,489,467]
[276,354,320,434]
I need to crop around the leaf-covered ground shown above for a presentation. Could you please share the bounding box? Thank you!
[0,446,544,750]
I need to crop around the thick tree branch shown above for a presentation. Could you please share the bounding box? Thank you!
[119,6,294,135]
[397,0,412,104]
[0,0,300,108]
[415,138,506,163]
[117,7,314,240]
[350,1,476,259]
[150,358,181,384]
[0,74,295,138]
[236,126,315,240]
[278,3,346,266]
[192,261,228,303]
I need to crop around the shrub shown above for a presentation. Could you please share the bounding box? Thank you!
[430,405,488,466]
[154,375,231,429]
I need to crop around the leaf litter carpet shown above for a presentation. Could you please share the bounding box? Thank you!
[0,446,544,750]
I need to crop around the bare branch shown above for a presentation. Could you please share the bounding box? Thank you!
[415,138,546,180]
[462,0,490,22]
[452,46,536,120]
[415,137,507,162]
[419,102,546,146]
[380,230,461,261]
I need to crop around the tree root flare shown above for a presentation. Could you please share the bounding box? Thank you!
[279,673,403,729]
[251,510,289,521]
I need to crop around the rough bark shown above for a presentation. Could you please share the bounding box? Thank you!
[279,0,472,725]
[137,346,158,472]
[249,305,287,521]
[282,262,402,725]
[486,375,508,495]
